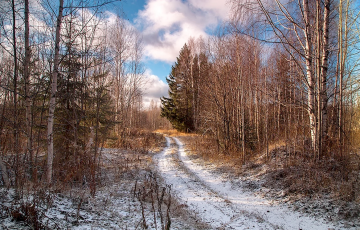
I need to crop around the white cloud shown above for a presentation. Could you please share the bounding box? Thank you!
[136,0,231,63]
[188,0,231,19]
[142,71,169,108]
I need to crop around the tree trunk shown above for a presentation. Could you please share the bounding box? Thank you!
[265,72,269,160]
[24,0,34,178]
[12,0,20,188]
[316,0,322,160]
[320,0,330,154]
[303,0,316,152]
[338,0,344,156]
[0,158,9,187]
[47,0,64,185]
[241,66,245,162]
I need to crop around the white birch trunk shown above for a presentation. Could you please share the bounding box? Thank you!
[47,0,64,184]
[303,0,316,150]
[321,0,330,144]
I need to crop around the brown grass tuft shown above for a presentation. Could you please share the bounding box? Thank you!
[181,134,360,222]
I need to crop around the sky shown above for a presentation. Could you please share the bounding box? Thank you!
[115,0,232,108]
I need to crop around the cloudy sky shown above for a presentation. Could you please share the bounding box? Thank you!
[118,0,231,108]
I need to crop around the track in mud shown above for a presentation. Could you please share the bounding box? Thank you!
[155,136,337,230]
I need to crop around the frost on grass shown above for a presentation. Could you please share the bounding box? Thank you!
[0,147,199,229]
[183,135,360,229]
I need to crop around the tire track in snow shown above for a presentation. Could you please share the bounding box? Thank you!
[170,137,338,230]
[156,136,280,229]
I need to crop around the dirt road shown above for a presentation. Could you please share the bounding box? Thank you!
[155,136,337,229]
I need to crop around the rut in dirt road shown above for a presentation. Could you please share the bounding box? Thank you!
[156,136,277,229]
[155,136,338,230]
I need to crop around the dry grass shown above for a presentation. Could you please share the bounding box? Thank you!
[265,156,359,199]
[181,134,360,222]
[184,135,244,171]
[1,131,209,229]
[106,129,166,154]
[155,129,197,137]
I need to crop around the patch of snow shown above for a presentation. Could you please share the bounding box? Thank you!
[0,147,199,229]
[155,136,345,229]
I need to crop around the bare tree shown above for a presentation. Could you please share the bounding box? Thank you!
[24,0,33,178]
[11,0,21,187]
[47,0,64,184]
[230,0,337,158]
[108,15,145,137]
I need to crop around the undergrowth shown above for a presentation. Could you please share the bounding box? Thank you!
[0,130,206,229]
[107,129,166,153]
[185,134,360,222]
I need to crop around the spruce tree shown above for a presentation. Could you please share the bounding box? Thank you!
[161,44,194,132]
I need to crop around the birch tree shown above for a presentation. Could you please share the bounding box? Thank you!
[47,0,64,184]
[230,0,335,158]
[336,0,360,155]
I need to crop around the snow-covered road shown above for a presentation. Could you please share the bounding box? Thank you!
[155,136,337,229]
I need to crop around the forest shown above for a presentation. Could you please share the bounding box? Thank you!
[160,0,360,227]
[162,0,360,162]
[1,0,360,229]
[0,0,170,188]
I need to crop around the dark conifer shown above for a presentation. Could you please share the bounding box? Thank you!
[161,44,194,132]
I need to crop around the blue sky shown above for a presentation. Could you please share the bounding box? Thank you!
[111,0,231,107]
[119,0,147,22]
[120,0,173,81]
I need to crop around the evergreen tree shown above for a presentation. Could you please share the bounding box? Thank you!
[161,44,194,132]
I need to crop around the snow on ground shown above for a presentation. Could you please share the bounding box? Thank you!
[155,136,350,229]
[0,170,158,229]
[0,147,202,229]
[2,135,357,229]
